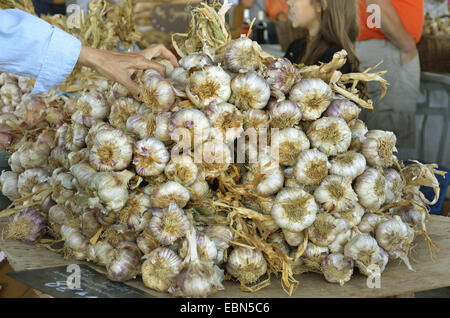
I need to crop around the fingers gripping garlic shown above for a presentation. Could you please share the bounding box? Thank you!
[348,119,368,152]
[321,253,354,286]
[289,78,333,120]
[0,170,20,201]
[354,168,387,211]
[268,100,302,129]
[89,128,133,171]
[133,138,169,177]
[151,181,191,209]
[294,149,330,186]
[164,155,198,186]
[329,151,366,180]
[271,128,310,166]
[226,246,268,285]
[265,58,301,95]
[307,117,351,156]
[230,71,270,111]
[362,130,397,168]
[271,187,318,233]
[186,66,231,109]
[170,108,211,147]
[308,212,348,247]
[148,202,190,245]
[314,175,358,213]
[142,247,183,292]
[324,98,361,122]
[204,102,244,143]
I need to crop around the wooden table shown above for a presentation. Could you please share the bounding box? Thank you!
[1,215,449,298]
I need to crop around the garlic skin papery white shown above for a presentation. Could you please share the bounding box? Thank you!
[282,228,305,247]
[321,253,354,286]
[140,73,175,112]
[152,112,171,142]
[85,122,111,149]
[354,168,387,211]
[265,58,301,95]
[224,36,261,73]
[226,246,268,284]
[89,128,133,171]
[179,52,213,70]
[61,225,89,260]
[204,102,244,143]
[136,228,160,255]
[107,241,142,282]
[301,242,329,272]
[329,151,366,180]
[142,247,183,292]
[87,240,115,267]
[118,191,152,231]
[271,128,310,166]
[126,111,157,140]
[324,98,361,122]
[17,141,50,170]
[67,148,89,167]
[230,71,270,111]
[271,187,318,233]
[328,229,353,254]
[268,100,302,129]
[268,232,291,255]
[170,108,211,147]
[106,82,129,105]
[344,233,388,277]
[0,82,21,106]
[186,66,231,109]
[189,178,210,200]
[179,232,218,263]
[308,212,348,247]
[0,170,20,201]
[362,130,398,168]
[348,119,368,151]
[307,117,351,156]
[242,109,270,132]
[242,154,284,197]
[8,151,24,173]
[133,137,169,177]
[384,168,404,204]
[294,148,330,186]
[50,169,77,204]
[70,162,96,188]
[200,140,232,178]
[73,89,109,127]
[87,170,134,212]
[358,212,384,234]
[314,175,358,213]
[397,206,425,231]
[48,147,69,171]
[164,155,198,186]
[17,168,49,197]
[376,216,415,271]
[205,224,234,264]
[289,78,333,121]
[108,97,142,130]
[65,123,88,152]
[151,181,191,209]
[332,202,365,228]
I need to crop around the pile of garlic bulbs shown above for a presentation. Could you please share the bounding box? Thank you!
[0,1,444,298]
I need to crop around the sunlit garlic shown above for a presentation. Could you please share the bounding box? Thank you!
[271,187,318,233]
[242,154,284,197]
[225,36,262,72]
[17,168,49,197]
[330,150,366,180]
[142,247,183,292]
[140,73,175,112]
[242,109,270,131]
[89,128,133,171]
[321,253,354,286]
[85,122,111,150]
[164,155,198,186]
[204,102,244,143]
[170,108,211,147]
[294,149,330,186]
[314,175,358,212]
[126,111,157,140]
[307,117,351,156]
[150,181,191,209]
[109,97,142,130]
[179,52,213,70]
[289,78,333,120]
[358,213,385,234]
[73,89,109,127]
[132,137,169,177]
[324,98,361,122]
[362,130,397,168]
[226,246,267,284]
[268,100,302,129]
[230,71,270,111]
[348,119,368,151]
[271,128,310,166]
[0,170,20,201]
[354,168,387,211]
[383,168,404,204]
[308,212,348,247]
[265,58,301,95]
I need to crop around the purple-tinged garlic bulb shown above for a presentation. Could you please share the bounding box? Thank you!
[64,123,88,152]
[294,148,330,186]
[321,253,354,286]
[117,192,151,232]
[307,117,351,156]
[204,102,244,143]
[133,137,170,177]
[169,108,211,147]
[358,212,386,234]
[332,202,365,228]
[242,109,270,131]
[289,78,333,120]
[354,168,387,211]
[107,241,142,282]
[70,162,96,188]
[265,57,301,94]
[17,168,49,197]
[362,130,397,168]
[164,155,198,186]
[142,247,183,292]
[151,181,191,209]
[106,82,129,106]
[224,36,262,72]
[8,151,24,173]
[0,170,20,201]
[230,71,270,111]
[301,241,329,272]
[268,100,302,129]
[308,212,348,247]
[140,73,175,112]
[87,240,115,267]
[324,98,361,122]
[179,232,218,263]
[226,246,268,284]
[384,168,404,204]
[125,111,157,140]
[330,150,366,180]
[314,175,358,213]
[200,140,233,178]
[205,224,234,264]
[72,89,109,127]
[179,52,213,70]
[61,225,89,260]
[348,119,368,151]
[7,207,46,244]
[148,202,190,245]
[85,122,111,149]
[108,97,142,130]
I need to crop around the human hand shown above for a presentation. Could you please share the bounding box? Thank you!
[78,44,178,99]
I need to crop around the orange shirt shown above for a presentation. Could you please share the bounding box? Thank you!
[265,0,290,22]
[358,0,424,43]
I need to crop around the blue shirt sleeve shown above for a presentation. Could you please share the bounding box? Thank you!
[0,9,82,95]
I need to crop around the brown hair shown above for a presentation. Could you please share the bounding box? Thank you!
[301,0,361,73]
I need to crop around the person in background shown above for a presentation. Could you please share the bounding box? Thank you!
[0,9,178,98]
[284,0,360,75]
[32,0,66,16]
[265,0,290,44]
[356,0,423,157]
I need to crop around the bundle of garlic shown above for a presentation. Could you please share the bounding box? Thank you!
[1,0,445,298]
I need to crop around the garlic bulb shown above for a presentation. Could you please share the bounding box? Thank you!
[204,102,244,143]
[7,207,46,243]
[271,187,318,233]
[133,137,169,177]
[376,216,414,270]
[8,151,24,173]
[328,229,353,254]
[268,100,302,129]
[314,175,358,213]
[81,210,102,238]
[152,112,171,142]
[51,169,77,204]
[148,202,190,245]
[344,233,388,277]
[107,241,142,282]
[106,82,129,105]
[142,247,183,292]
[243,109,270,131]
[265,58,301,95]
[61,225,89,260]
[329,151,366,180]
[205,224,234,264]
[294,149,330,186]
[226,246,268,284]
[282,228,305,247]
[348,119,368,151]
[289,78,333,120]
[87,240,115,267]
[308,212,348,247]
[0,82,21,106]
[169,67,189,87]
[358,213,384,234]
[332,202,365,228]
[121,192,152,232]
[179,232,218,263]
[384,168,404,204]
[397,206,425,231]
[189,178,210,200]
[230,71,270,111]
[354,168,387,211]
[68,148,89,166]
[89,128,133,171]
[140,74,175,112]
[64,123,88,152]
[242,154,284,197]
[362,130,397,168]
[200,140,232,178]
[179,52,213,70]
[137,228,160,255]
[126,111,157,140]
[268,232,291,255]
[151,181,191,209]
[109,97,142,130]
[301,242,329,272]
[164,155,198,186]
[48,204,69,237]
[73,89,109,127]
[17,141,51,169]
[70,162,96,188]
[225,36,262,72]
[17,168,49,197]
[0,170,20,201]
[170,108,211,147]
[186,66,231,109]
[85,122,111,149]
[271,128,310,166]
[324,98,361,122]
[321,253,354,286]
[307,117,351,156]
[87,170,134,212]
